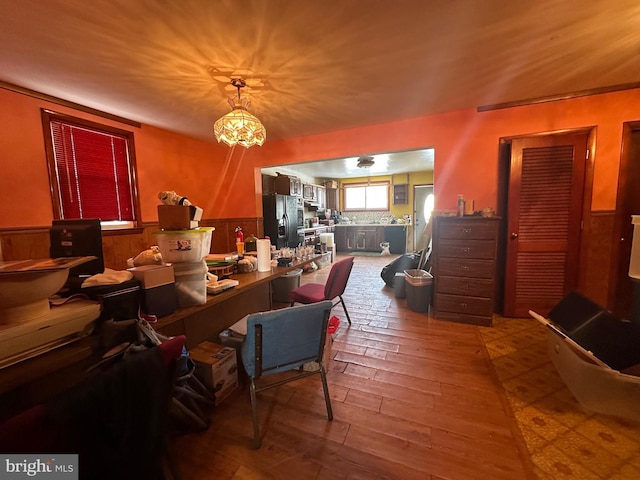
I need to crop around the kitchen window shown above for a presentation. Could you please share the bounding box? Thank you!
[42,110,140,229]
[343,182,389,211]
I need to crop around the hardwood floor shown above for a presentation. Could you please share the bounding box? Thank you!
[171,254,535,480]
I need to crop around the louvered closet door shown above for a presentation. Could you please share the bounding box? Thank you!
[504,134,587,317]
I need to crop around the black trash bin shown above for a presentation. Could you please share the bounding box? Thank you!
[271,268,303,303]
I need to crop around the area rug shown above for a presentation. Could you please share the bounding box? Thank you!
[348,251,388,257]
[479,316,640,480]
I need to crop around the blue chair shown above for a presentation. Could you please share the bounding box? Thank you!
[240,300,334,448]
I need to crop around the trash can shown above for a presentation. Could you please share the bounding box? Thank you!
[271,268,303,303]
[394,272,406,298]
[404,269,432,313]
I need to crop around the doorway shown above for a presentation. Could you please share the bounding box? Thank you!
[413,184,434,251]
[609,122,640,320]
[501,131,592,317]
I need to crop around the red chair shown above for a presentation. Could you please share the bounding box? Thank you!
[289,256,354,325]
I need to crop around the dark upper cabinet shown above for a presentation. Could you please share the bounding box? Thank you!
[326,188,338,210]
[262,174,276,194]
[302,183,315,201]
[393,184,409,205]
[275,175,302,196]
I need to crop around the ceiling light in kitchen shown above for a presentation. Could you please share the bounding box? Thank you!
[357,156,375,168]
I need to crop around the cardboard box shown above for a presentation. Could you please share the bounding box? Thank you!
[129,264,175,289]
[158,205,203,230]
[303,329,332,371]
[190,341,238,405]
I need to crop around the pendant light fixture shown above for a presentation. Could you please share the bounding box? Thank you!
[213,78,266,148]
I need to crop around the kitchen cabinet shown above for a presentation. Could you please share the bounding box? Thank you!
[354,227,382,251]
[262,174,276,194]
[393,184,409,205]
[326,188,338,210]
[316,186,325,209]
[432,216,500,327]
[275,174,302,196]
[302,183,315,201]
[302,183,326,209]
[335,225,384,252]
[334,226,347,252]
[384,226,407,254]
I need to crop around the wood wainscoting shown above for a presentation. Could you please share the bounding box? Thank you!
[0,217,263,269]
[580,210,615,307]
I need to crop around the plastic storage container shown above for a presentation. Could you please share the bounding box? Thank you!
[546,329,640,421]
[271,268,303,303]
[173,261,208,307]
[532,291,640,420]
[155,227,214,263]
[404,269,432,313]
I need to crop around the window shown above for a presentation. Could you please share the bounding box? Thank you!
[344,182,389,210]
[42,110,139,228]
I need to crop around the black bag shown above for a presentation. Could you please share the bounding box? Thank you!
[380,252,421,287]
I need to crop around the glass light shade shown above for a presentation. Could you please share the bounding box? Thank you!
[213,106,266,148]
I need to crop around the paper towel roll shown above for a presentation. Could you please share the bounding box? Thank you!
[257,239,272,272]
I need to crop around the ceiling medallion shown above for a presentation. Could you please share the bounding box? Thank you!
[213,78,266,148]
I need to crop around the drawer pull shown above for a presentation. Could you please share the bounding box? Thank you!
[462,228,471,234]
[459,247,471,254]
[460,302,468,309]
[460,265,470,271]
[462,284,469,290]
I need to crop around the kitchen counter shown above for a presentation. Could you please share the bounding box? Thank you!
[334,224,409,253]
[300,225,332,233]
[334,223,410,227]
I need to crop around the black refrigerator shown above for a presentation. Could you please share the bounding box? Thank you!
[263,194,300,249]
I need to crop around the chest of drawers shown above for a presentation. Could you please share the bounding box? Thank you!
[432,216,500,326]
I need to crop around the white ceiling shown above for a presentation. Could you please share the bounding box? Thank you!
[2,1,639,178]
[261,148,434,180]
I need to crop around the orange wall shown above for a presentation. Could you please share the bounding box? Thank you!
[257,89,639,212]
[1,87,638,229]
[0,88,261,227]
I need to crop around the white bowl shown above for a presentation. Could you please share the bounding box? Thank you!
[0,268,69,324]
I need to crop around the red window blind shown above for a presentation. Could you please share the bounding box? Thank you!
[50,120,135,221]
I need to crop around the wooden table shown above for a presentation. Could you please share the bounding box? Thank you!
[155,255,324,348]
[0,255,326,418]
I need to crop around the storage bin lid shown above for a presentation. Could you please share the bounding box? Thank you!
[282,268,303,278]
[404,269,432,285]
